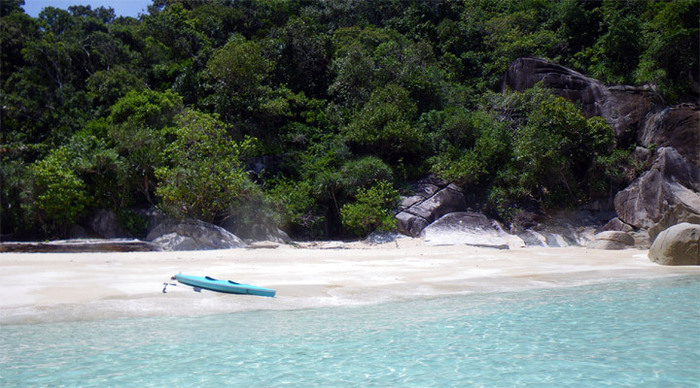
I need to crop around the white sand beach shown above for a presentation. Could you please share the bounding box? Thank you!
[1,239,698,324]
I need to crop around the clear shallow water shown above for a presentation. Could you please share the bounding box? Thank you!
[1,275,698,387]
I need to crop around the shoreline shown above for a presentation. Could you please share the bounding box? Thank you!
[1,241,698,325]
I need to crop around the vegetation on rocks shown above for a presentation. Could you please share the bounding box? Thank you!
[1,0,697,239]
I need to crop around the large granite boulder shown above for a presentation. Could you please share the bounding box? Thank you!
[146,218,245,251]
[421,212,523,249]
[220,216,291,243]
[502,57,655,142]
[603,85,657,144]
[503,56,607,119]
[603,217,634,233]
[516,209,609,247]
[648,203,700,243]
[613,147,700,232]
[517,224,595,248]
[395,212,430,238]
[637,104,699,166]
[395,176,467,237]
[648,223,700,265]
[587,231,635,250]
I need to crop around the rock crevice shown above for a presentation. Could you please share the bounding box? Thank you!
[395,176,467,237]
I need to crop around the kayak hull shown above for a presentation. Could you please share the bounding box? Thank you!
[174,274,276,297]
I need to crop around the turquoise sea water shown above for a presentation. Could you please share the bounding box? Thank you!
[1,275,699,387]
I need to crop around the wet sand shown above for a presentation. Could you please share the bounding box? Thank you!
[1,239,698,324]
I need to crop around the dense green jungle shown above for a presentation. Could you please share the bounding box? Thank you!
[1,0,698,240]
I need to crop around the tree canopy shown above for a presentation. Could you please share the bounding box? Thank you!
[1,0,697,239]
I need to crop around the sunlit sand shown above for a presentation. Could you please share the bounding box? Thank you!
[1,238,697,324]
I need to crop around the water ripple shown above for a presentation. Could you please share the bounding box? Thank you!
[1,275,698,387]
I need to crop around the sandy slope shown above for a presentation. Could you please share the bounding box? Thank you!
[1,239,698,324]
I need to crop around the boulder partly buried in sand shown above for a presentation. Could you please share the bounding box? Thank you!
[147,218,245,251]
[588,231,635,250]
[421,211,523,249]
[648,223,700,265]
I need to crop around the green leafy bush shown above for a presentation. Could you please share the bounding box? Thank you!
[108,89,184,204]
[343,84,423,164]
[340,180,399,236]
[154,109,257,223]
[433,85,615,219]
[267,178,322,236]
[30,147,89,234]
[428,109,510,186]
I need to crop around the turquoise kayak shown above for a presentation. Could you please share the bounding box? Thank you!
[174,274,276,297]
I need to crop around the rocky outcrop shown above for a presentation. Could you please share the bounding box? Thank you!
[602,217,634,233]
[648,223,700,265]
[648,203,700,243]
[587,231,635,250]
[394,175,613,247]
[517,228,594,247]
[419,209,607,248]
[395,58,698,248]
[514,208,611,247]
[502,57,655,141]
[146,218,245,251]
[421,212,522,249]
[612,148,700,234]
[395,176,467,237]
[220,216,291,243]
[503,57,608,119]
[604,85,657,144]
[637,104,699,166]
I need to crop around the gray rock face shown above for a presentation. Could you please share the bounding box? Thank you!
[395,211,429,238]
[638,104,699,166]
[516,209,607,247]
[502,57,655,140]
[614,147,700,231]
[395,176,467,237]
[630,146,653,170]
[648,223,700,265]
[517,226,594,248]
[516,230,549,247]
[588,231,635,250]
[603,85,657,143]
[648,203,700,243]
[603,217,634,233]
[421,212,523,249]
[220,216,290,243]
[147,218,245,251]
[503,57,608,119]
